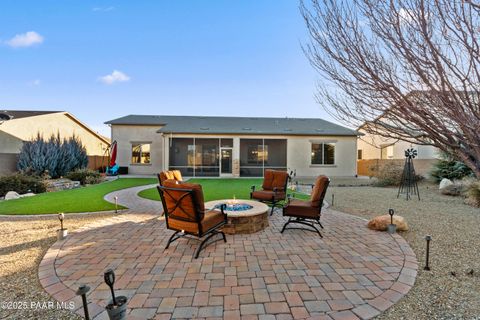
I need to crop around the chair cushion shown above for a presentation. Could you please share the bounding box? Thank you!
[262,170,274,190]
[201,209,225,233]
[252,190,275,201]
[284,199,320,218]
[162,180,205,221]
[167,209,224,236]
[272,171,289,191]
[172,170,183,181]
[310,176,329,207]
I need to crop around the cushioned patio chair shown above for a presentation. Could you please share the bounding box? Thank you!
[157,170,183,186]
[157,179,227,258]
[281,175,330,237]
[250,169,290,215]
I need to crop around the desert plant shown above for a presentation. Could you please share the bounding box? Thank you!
[372,162,404,187]
[430,159,474,183]
[0,173,46,197]
[17,133,88,178]
[65,169,102,185]
[465,181,480,207]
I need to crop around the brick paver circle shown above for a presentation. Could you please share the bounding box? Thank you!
[39,208,417,320]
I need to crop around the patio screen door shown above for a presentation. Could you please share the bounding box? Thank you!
[220,148,233,175]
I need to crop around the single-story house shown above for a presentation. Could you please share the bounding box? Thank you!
[0,110,110,175]
[105,115,360,178]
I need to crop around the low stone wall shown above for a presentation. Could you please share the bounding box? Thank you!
[45,179,81,192]
[357,159,437,177]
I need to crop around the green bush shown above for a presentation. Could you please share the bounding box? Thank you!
[0,174,46,197]
[430,159,473,182]
[65,169,102,185]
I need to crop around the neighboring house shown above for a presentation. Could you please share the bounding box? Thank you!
[0,110,110,175]
[105,115,360,177]
[357,124,440,176]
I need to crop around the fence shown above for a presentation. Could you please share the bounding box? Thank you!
[357,159,437,177]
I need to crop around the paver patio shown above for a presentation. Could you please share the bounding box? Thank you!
[39,198,417,320]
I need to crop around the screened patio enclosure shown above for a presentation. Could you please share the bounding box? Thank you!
[168,138,287,177]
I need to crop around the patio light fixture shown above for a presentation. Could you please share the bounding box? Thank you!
[57,213,68,240]
[76,285,90,320]
[114,196,118,213]
[104,269,128,319]
[387,208,396,234]
[424,235,432,271]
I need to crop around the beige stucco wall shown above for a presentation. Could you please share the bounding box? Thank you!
[0,131,23,154]
[0,113,109,155]
[358,130,439,160]
[110,127,358,177]
[111,125,165,175]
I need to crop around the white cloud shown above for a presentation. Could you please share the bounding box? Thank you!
[99,70,130,84]
[92,6,114,12]
[6,31,44,48]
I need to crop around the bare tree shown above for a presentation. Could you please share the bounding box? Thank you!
[301,0,480,177]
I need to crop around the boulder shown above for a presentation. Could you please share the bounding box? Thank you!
[367,215,409,231]
[5,191,20,200]
[439,178,453,190]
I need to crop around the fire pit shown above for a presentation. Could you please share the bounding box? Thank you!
[206,199,269,234]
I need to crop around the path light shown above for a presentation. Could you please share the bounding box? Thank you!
[57,213,68,240]
[331,194,335,206]
[76,285,90,320]
[104,269,128,320]
[114,196,118,213]
[424,235,432,271]
[387,209,397,234]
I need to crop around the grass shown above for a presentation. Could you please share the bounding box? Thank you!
[138,178,310,202]
[0,178,156,215]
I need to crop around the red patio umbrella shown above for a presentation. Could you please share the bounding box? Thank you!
[109,141,117,167]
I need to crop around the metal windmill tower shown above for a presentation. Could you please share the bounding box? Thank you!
[397,148,420,200]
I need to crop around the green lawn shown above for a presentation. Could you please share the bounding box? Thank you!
[138,178,310,202]
[0,178,156,215]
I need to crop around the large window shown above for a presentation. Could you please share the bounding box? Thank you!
[131,143,151,164]
[169,138,220,176]
[240,139,287,177]
[311,142,335,165]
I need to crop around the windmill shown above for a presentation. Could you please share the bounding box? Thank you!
[397,148,420,200]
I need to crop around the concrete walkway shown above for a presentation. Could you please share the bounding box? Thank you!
[104,184,162,215]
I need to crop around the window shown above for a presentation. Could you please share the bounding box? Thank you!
[381,145,394,159]
[357,149,363,160]
[240,139,287,177]
[131,143,151,164]
[311,142,335,165]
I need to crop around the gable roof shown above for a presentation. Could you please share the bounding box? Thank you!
[0,110,60,120]
[1,110,110,144]
[105,115,359,136]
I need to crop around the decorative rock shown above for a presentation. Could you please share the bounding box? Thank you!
[20,193,36,198]
[45,179,81,192]
[5,191,20,200]
[439,178,453,190]
[367,215,409,231]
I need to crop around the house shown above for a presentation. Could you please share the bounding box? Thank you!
[105,115,360,177]
[0,110,110,175]
[357,124,440,176]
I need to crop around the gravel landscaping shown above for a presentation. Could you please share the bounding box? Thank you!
[326,183,480,320]
[0,213,116,319]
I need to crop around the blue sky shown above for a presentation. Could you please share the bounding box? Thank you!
[0,1,331,136]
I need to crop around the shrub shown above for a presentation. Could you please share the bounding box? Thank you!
[372,162,404,187]
[0,174,46,197]
[17,133,88,178]
[430,157,473,183]
[465,181,480,207]
[65,169,102,185]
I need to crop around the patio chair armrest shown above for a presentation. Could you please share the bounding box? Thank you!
[251,185,256,192]
[205,204,227,216]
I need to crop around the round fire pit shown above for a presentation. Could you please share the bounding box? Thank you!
[206,199,269,234]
